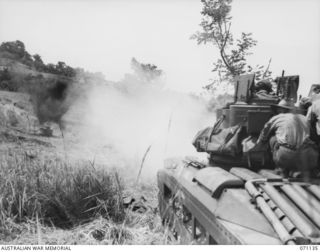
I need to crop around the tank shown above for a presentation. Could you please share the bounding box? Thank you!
[157,74,320,245]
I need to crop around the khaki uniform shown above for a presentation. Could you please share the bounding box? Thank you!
[306,99,320,144]
[258,113,318,176]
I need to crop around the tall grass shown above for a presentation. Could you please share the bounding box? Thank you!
[0,151,125,231]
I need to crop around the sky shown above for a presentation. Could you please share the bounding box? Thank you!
[0,0,319,96]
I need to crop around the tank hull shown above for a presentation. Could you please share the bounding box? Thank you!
[157,158,320,245]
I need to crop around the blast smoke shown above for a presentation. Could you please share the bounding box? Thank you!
[30,80,71,125]
[61,65,215,181]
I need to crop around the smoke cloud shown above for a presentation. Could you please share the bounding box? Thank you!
[60,65,215,181]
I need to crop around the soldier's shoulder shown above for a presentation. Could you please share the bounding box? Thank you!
[313,99,320,106]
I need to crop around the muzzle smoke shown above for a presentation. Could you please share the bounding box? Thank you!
[61,64,215,180]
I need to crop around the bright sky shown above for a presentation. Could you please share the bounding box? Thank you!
[0,0,319,95]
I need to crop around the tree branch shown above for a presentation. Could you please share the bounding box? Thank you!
[222,22,231,50]
[262,58,272,79]
[220,49,234,75]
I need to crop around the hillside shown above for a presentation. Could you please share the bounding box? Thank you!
[0,41,172,245]
[0,89,167,245]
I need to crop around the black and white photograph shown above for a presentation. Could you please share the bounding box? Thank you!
[0,0,320,248]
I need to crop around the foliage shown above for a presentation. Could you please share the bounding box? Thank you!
[0,152,125,229]
[32,54,45,72]
[131,58,162,83]
[0,67,11,79]
[0,40,112,93]
[0,148,169,244]
[191,0,272,91]
[117,58,163,93]
[51,61,76,78]
[0,40,26,59]
[0,40,76,78]
[0,40,33,67]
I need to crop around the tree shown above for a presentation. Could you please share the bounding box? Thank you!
[117,58,163,93]
[192,0,271,91]
[33,54,45,71]
[33,54,43,64]
[45,63,57,74]
[131,58,162,83]
[55,61,67,73]
[64,66,76,77]
[0,40,26,59]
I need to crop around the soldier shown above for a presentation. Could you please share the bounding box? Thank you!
[309,85,320,102]
[306,87,320,145]
[253,80,277,100]
[252,112,319,177]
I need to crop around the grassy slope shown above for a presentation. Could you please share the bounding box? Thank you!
[0,88,168,244]
[0,51,174,244]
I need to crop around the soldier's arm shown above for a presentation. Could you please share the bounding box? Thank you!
[257,116,278,143]
[306,105,313,123]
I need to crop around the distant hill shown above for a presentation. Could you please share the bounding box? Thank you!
[0,40,168,125]
[0,40,113,124]
[0,40,111,92]
[0,41,78,125]
[0,40,75,77]
[0,40,73,92]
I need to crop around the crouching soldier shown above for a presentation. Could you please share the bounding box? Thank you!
[306,95,320,145]
[252,112,319,178]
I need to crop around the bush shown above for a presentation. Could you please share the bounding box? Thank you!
[0,152,125,229]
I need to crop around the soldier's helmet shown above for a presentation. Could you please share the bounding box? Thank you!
[299,97,312,110]
[255,79,273,93]
[312,86,320,94]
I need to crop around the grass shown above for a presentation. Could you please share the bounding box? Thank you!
[0,149,172,245]
[3,215,168,245]
[0,150,125,231]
